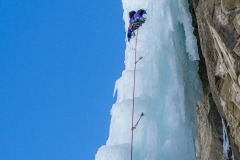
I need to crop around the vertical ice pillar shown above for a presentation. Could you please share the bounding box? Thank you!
[96,0,203,159]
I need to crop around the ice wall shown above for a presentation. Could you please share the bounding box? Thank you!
[96,0,203,159]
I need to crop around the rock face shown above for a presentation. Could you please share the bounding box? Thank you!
[189,0,240,159]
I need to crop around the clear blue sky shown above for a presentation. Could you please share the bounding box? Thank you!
[0,0,125,159]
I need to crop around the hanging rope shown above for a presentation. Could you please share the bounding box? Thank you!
[130,29,139,160]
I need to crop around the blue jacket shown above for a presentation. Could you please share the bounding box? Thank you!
[129,9,147,24]
[127,9,147,42]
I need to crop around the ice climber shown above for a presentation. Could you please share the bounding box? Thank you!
[127,9,147,42]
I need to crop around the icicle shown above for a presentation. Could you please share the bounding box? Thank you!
[222,118,235,160]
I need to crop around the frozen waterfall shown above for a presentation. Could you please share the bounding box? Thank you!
[96,0,203,159]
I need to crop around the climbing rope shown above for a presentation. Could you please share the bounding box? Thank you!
[130,29,139,160]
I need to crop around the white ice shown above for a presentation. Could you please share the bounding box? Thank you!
[96,0,203,159]
[222,118,235,160]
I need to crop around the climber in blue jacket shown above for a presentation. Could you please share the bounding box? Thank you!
[127,9,147,42]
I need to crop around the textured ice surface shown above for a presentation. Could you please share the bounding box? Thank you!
[96,0,203,159]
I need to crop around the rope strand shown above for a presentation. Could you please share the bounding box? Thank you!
[130,29,139,160]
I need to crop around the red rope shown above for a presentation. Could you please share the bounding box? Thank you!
[130,29,139,160]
